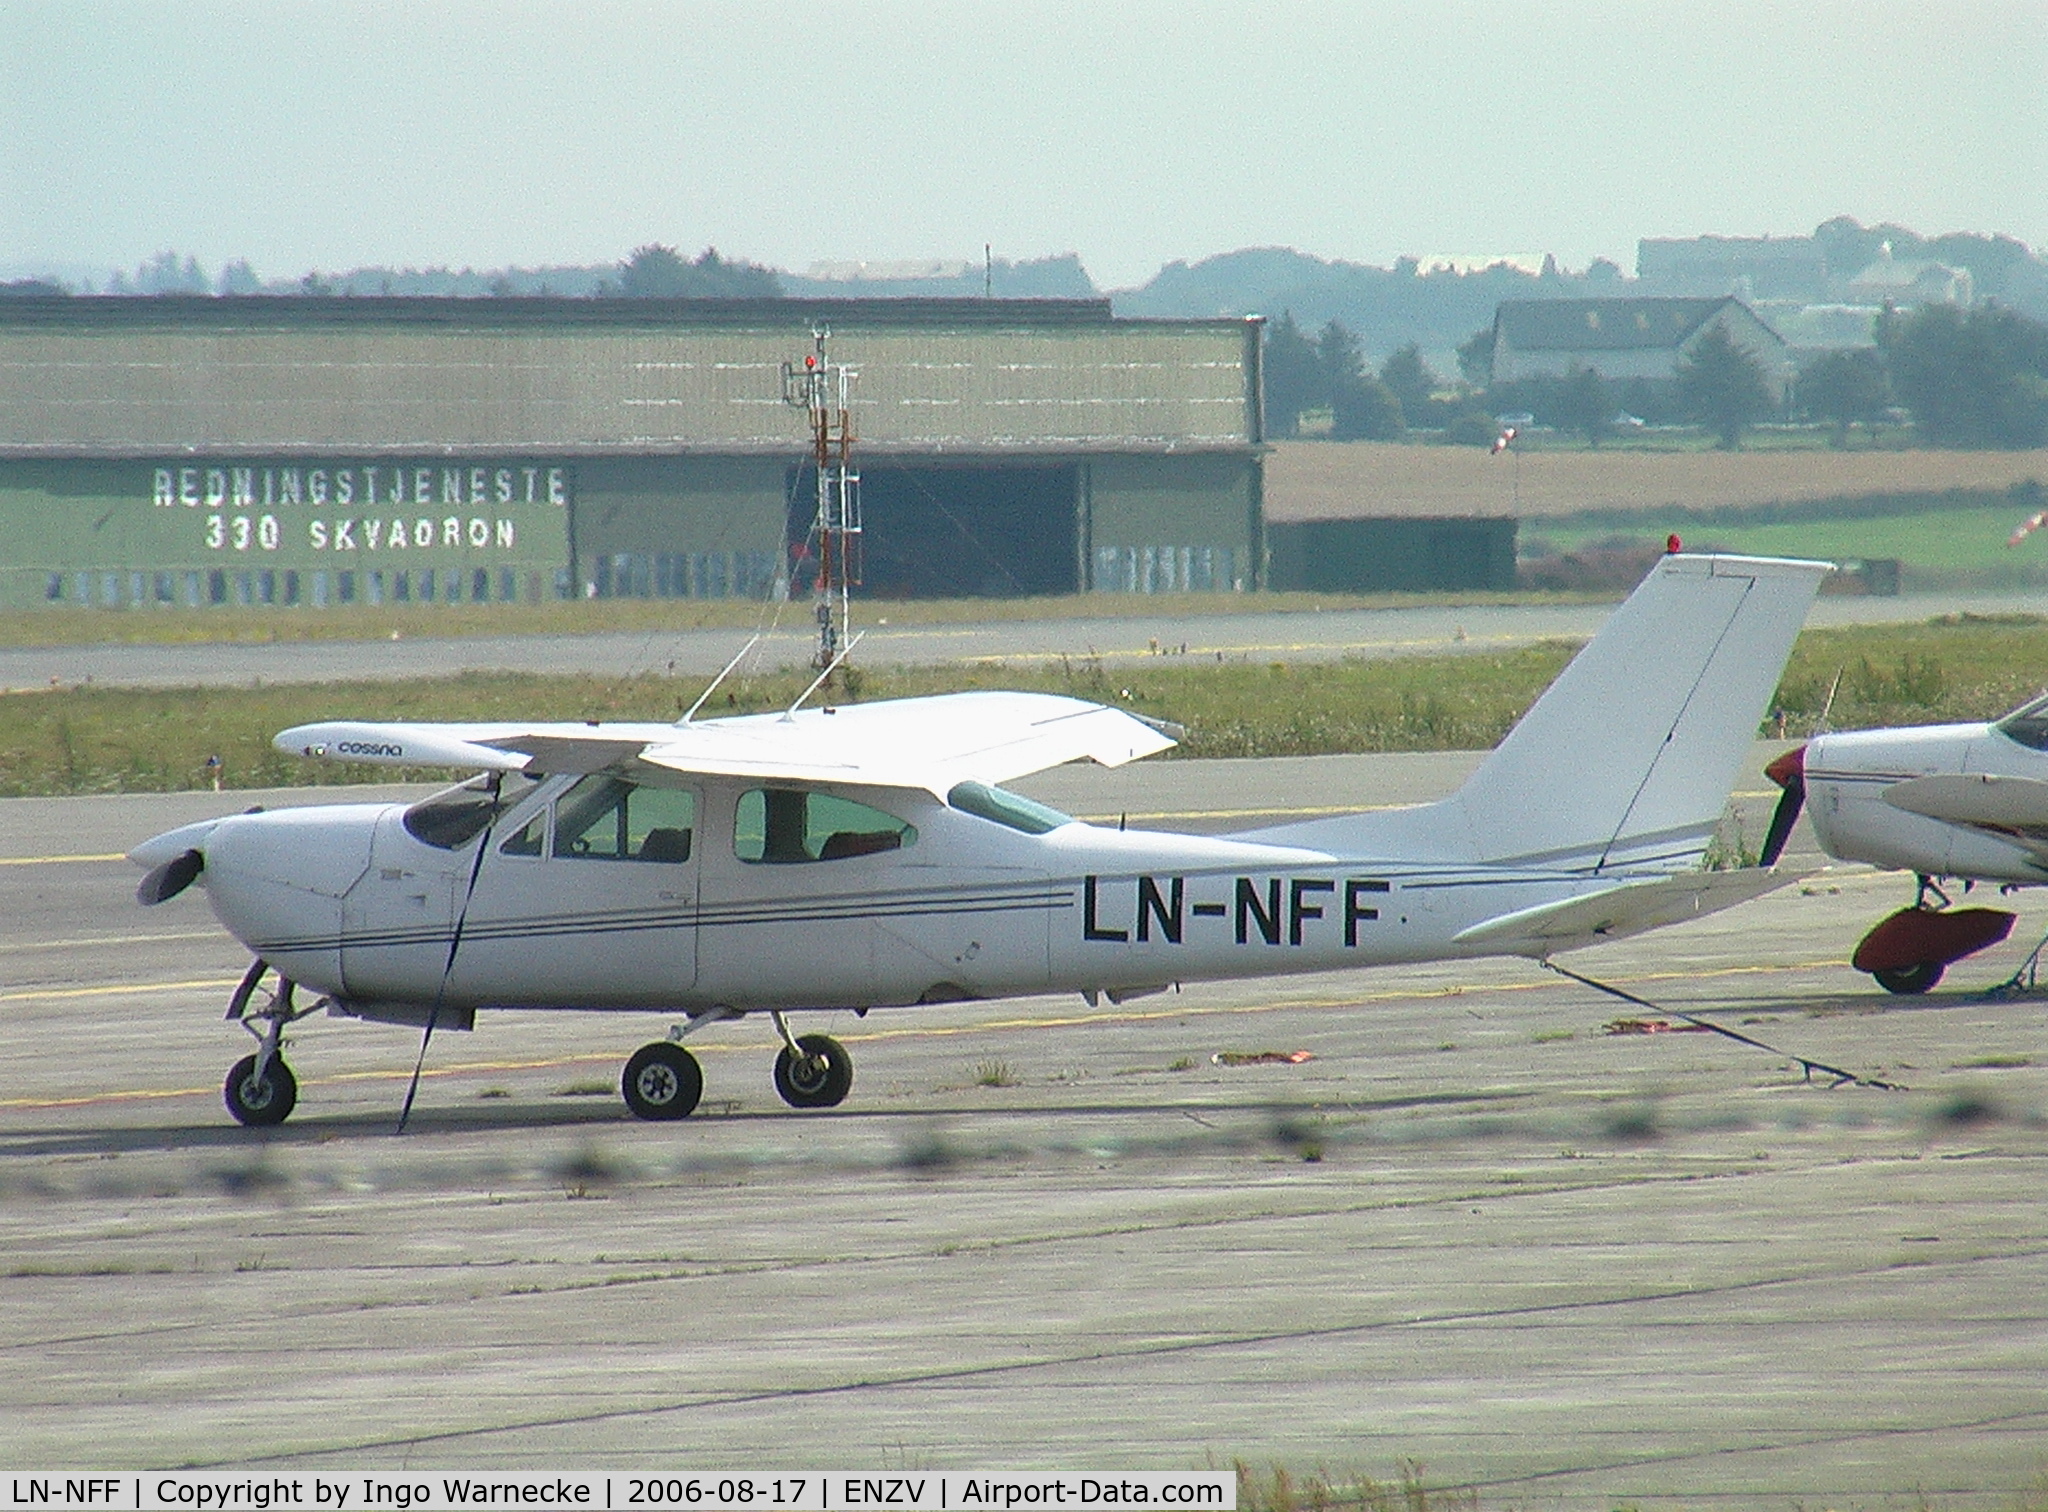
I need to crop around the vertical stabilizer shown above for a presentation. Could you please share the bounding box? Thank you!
[1451,553,1827,867]
[1235,553,1829,869]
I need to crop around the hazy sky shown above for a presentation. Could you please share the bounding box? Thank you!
[5,1,2044,290]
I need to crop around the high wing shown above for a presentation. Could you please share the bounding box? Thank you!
[1882,772,2048,858]
[274,690,1176,795]
[1451,867,1795,957]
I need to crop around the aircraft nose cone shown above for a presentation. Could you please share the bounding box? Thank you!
[1764,744,1806,789]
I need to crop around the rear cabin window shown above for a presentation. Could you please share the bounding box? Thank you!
[404,773,535,850]
[1997,693,2048,751]
[947,780,1074,835]
[734,789,915,863]
[521,774,697,862]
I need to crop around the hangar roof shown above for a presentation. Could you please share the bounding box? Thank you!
[0,296,1260,459]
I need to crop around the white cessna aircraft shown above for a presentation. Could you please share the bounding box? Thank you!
[1760,691,2048,992]
[132,551,1827,1127]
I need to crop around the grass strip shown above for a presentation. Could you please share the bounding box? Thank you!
[3,616,2045,798]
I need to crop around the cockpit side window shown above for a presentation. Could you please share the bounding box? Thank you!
[404,773,535,850]
[550,775,696,862]
[500,812,546,857]
[1997,692,2048,751]
[734,788,915,863]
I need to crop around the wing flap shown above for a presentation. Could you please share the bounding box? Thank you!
[639,693,1175,792]
[1452,868,1794,958]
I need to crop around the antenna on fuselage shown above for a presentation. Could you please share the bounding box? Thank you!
[678,635,763,725]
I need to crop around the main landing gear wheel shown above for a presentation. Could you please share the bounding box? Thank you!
[224,1053,297,1127]
[1872,961,1945,995]
[773,1034,853,1109]
[622,1042,703,1120]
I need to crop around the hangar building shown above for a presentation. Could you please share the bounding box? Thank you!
[0,296,1264,610]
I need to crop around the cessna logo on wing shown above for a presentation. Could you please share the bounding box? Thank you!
[335,740,404,758]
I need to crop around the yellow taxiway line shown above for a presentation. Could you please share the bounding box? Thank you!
[0,852,127,866]
[0,957,1857,1112]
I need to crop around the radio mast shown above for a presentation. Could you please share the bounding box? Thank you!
[781,327,861,671]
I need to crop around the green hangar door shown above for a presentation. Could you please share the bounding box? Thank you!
[789,465,1079,598]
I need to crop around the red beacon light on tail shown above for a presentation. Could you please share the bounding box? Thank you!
[1666,534,1682,554]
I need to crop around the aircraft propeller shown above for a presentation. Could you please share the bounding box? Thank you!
[137,848,203,906]
[1758,667,1840,870]
[1759,744,1805,869]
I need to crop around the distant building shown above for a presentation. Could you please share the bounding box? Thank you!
[0,296,1263,610]
[1757,303,1884,357]
[1636,235,1828,300]
[1845,244,1974,307]
[1489,296,1791,399]
[1638,231,1978,359]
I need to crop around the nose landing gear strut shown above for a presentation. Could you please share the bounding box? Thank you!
[223,959,316,1126]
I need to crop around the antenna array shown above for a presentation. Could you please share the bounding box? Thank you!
[781,327,862,672]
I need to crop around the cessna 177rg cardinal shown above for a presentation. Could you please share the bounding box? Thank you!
[1760,692,2048,992]
[132,552,1827,1126]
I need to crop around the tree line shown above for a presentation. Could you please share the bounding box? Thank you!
[1264,303,2048,450]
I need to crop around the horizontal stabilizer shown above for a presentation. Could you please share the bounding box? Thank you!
[1451,867,1794,958]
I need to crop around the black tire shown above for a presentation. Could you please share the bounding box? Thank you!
[224,1053,297,1126]
[773,1033,853,1109]
[1872,961,1944,995]
[621,1042,703,1120]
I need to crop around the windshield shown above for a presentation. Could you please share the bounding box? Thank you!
[1996,692,2048,751]
[402,773,534,850]
[947,780,1074,835]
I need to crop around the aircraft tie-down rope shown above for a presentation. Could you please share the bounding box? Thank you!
[397,775,502,1134]
[1543,958,1904,1091]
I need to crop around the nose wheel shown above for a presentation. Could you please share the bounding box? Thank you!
[224,1053,298,1126]
[222,959,315,1127]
